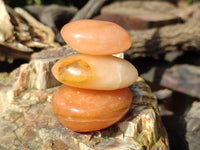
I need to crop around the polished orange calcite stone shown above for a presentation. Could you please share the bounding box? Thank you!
[52,54,138,90]
[61,19,132,55]
[52,85,132,132]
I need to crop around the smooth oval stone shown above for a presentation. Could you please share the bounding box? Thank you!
[52,54,138,90]
[61,19,132,55]
[52,85,132,132]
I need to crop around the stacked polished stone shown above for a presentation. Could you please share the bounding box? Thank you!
[51,19,138,132]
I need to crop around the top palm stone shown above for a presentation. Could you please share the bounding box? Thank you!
[61,19,132,55]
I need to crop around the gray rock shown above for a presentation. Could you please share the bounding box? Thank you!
[94,1,180,30]
[141,64,200,99]
[161,64,200,98]
[185,101,200,150]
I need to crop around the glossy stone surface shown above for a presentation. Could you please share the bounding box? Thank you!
[52,54,138,90]
[61,19,132,55]
[52,85,132,132]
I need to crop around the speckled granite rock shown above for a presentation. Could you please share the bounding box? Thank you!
[0,47,169,150]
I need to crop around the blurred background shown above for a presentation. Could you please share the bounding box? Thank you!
[1,0,200,149]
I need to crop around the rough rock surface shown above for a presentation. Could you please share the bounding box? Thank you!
[0,47,169,150]
[93,1,200,59]
[0,0,13,42]
[140,62,200,99]
[24,4,78,44]
[95,1,180,30]
[185,101,200,150]
[160,64,200,98]
[126,22,200,58]
[0,0,59,62]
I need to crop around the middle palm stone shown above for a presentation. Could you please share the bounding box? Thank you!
[52,54,138,90]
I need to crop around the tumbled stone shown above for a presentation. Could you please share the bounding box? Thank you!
[61,19,132,55]
[52,85,132,132]
[52,54,138,90]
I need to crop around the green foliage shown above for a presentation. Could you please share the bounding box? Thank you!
[26,0,41,5]
[102,136,109,139]
[187,0,200,5]
[187,0,193,5]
